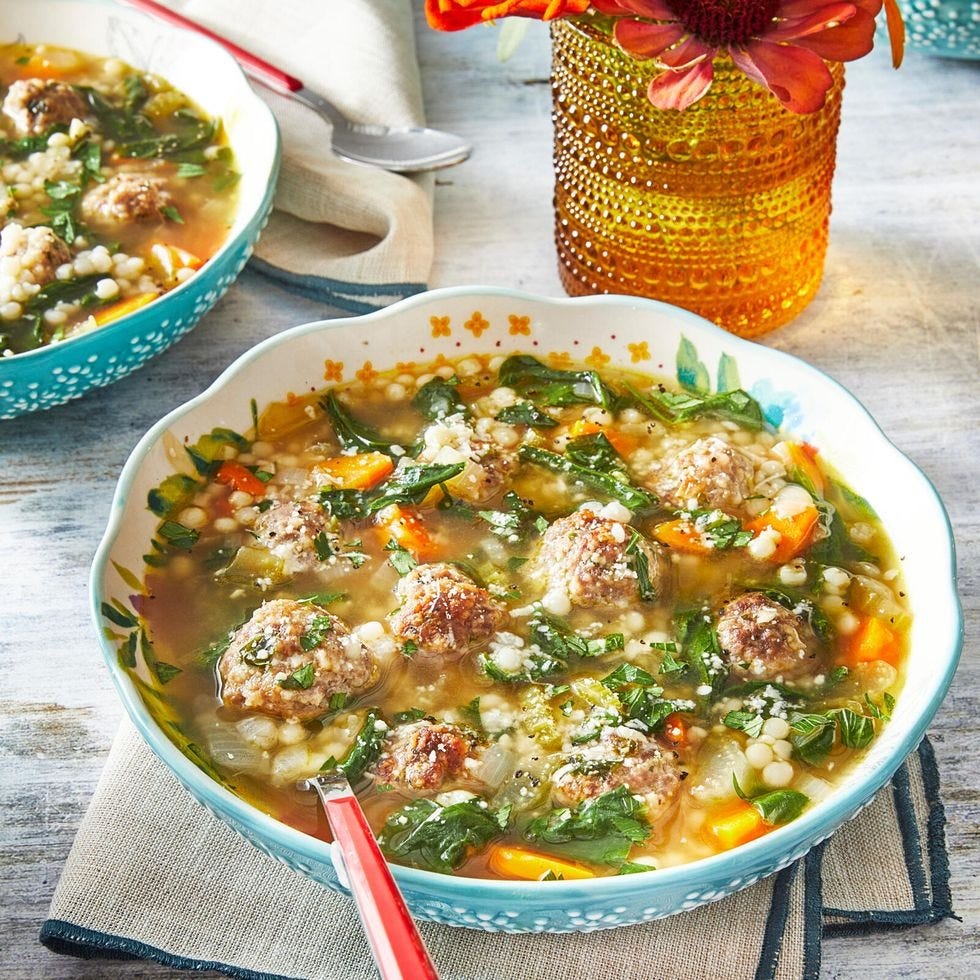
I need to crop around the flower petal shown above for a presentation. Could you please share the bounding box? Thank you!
[790,8,877,61]
[733,40,834,114]
[646,60,714,111]
[592,0,679,17]
[615,18,686,60]
[767,3,856,42]
[659,35,714,69]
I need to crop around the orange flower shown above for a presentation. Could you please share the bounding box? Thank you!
[426,0,589,31]
[322,359,344,382]
[430,315,452,337]
[356,361,378,383]
[508,314,531,336]
[465,311,491,336]
[627,340,651,362]
[592,0,904,113]
[585,345,611,368]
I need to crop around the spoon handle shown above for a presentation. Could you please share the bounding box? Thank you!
[323,793,439,980]
[117,0,303,93]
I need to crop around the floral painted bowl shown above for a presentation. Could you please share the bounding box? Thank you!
[91,287,962,933]
[0,0,279,418]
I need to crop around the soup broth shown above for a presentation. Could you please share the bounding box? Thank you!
[0,43,238,355]
[134,353,909,880]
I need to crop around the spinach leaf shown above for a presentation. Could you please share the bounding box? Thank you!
[384,538,417,576]
[808,499,875,565]
[524,785,650,867]
[24,272,103,314]
[413,375,464,420]
[379,797,510,873]
[321,708,388,783]
[682,509,754,550]
[299,615,334,651]
[158,520,199,550]
[365,462,465,513]
[519,445,656,513]
[734,776,809,825]
[759,589,833,643]
[627,383,766,430]
[118,108,216,159]
[601,664,693,734]
[788,712,837,764]
[183,427,249,477]
[478,491,547,541]
[499,354,613,409]
[318,488,366,520]
[495,401,558,428]
[832,707,875,749]
[0,124,67,157]
[625,529,659,602]
[319,391,407,456]
[673,609,726,696]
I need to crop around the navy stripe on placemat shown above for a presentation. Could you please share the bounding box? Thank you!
[249,257,427,315]
[823,737,957,934]
[39,920,296,980]
[755,860,799,980]
[801,845,825,980]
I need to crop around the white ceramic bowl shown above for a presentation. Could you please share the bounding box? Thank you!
[0,0,279,417]
[91,287,962,932]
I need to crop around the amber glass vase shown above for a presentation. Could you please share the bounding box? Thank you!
[552,21,844,337]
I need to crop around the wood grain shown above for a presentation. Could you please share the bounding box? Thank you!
[1,11,977,980]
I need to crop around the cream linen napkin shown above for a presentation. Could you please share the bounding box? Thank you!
[41,723,954,980]
[177,0,434,313]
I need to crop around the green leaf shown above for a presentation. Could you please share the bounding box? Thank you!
[151,660,183,684]
[379,797,510,873]
[312,531,333,561]
[300,615,334,651]
[524,786,650,867]
[279,662,316,690]
[629,383,766,430]
[498,354,613,409]
[393,707,429,723]
[519,445,656,512]
[321,708,388,783]
[24,272,104,315]
[459,696,483,731]
[158,520,199,550]
[319,391,405,456]
[161,204,184,224]
[733,776,809,825]
[100,601,138,629]
[365,462,465,513]
[673,609,726,696]
[717,352,741,393]
[617,861,654,875]
[676,337,710,394]
[832,708,875,749]
[724,710,765,739]
[147,473,199,518]
[682,509,754,550]
[626,529,658,602]
[176,162,207,178]
[789,712,837,764]
[385,538,417,576]
[564,431,623,472]
[413,375,464,420]
[495,401,558,428]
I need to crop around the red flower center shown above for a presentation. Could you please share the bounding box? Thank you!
[668,0,780,46]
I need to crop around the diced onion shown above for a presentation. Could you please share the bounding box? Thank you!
[204,725,268,775]
[474,742,518,789]
[235,715,279,750]
[688,735,751,803]
[795,772,833,803]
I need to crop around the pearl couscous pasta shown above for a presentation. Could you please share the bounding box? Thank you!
[0,43,238,356]
[138,354,909,880]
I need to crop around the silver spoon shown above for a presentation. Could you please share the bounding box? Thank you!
[118,0,472,172]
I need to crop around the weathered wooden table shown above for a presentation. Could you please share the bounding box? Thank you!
[1,15,976,980]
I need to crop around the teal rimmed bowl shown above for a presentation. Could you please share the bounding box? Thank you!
[91,288,963,932]
[0,0,279,418]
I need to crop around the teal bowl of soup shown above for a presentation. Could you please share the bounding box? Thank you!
[91,287,962,932]
[0,0,279,417]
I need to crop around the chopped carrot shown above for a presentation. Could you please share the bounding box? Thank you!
[148,242,204,286]
[704,802,768,851]
[313,452,394,491]
[215,461,267,498]
[841,616,900,668]
[567,418,638,457]
[786,441,825,497]
[745,504,820,564]
[487,845,596,881]
[662,713,688,747]
[374,504,439,560]
[14,48,84,78]
[653,519,715,556]
[92,292,159,326]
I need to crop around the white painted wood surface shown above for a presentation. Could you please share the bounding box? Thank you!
[1,11,977,979]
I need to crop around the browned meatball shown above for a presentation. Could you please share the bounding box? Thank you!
[654,436,754,512]
[80,173,173,227]
[0,224,69,286]
[219,599,375,720]
[2,78,88,135]
[372,720,480,791]
[389,563,505,662]
[531,508,671,609]
[717,592,819,681]
[413,415,516,503]
[551,726,683,821]
[253,498,340,575]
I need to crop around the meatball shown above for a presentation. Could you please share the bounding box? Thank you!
[218,599,376,720]
[413,413,516,503]
[80,173,173,227]
[716,592,819,681]
[372,720,479,792]
[551,726,683,821]
[531,508,671,609]
[0,223,69,287]
[2,78,88,135]
[253,498,340,575]
[389,563,505,662]
[653,436,754,512]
